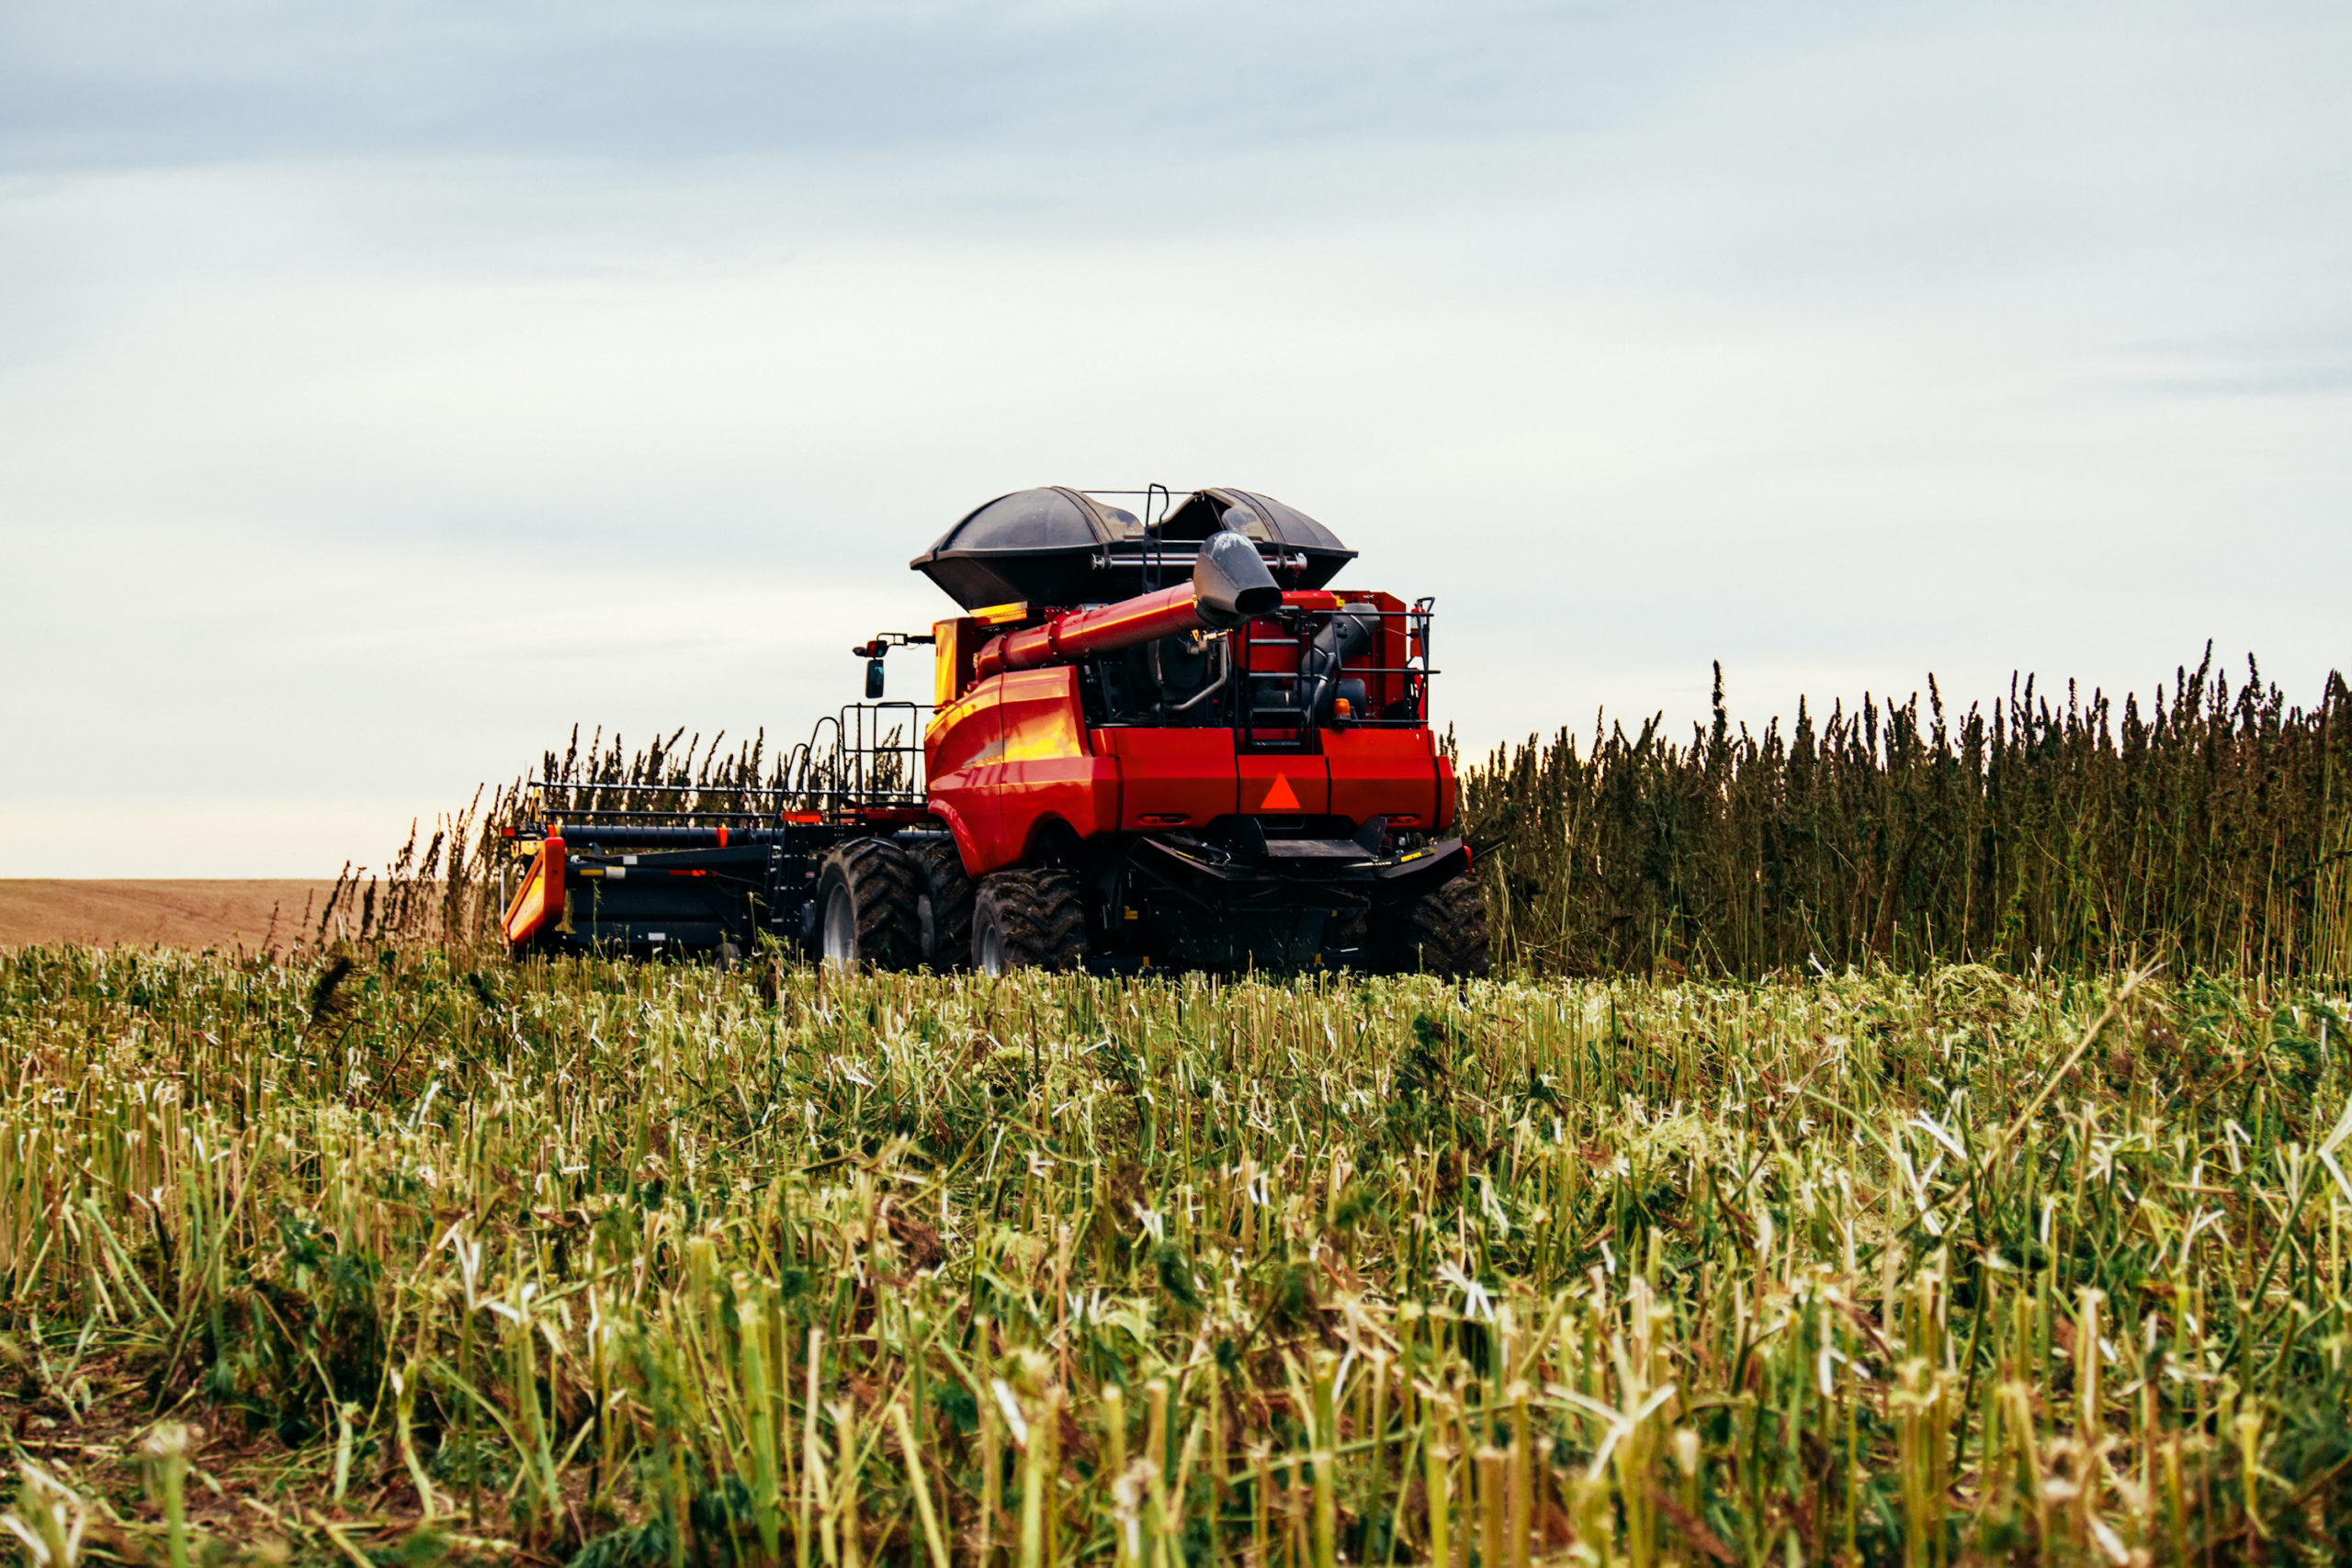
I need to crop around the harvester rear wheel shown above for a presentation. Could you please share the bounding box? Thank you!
[814,840,922,971]
[971,869,1091,976]
[912,840,976,970]
[1384,874,1491,977]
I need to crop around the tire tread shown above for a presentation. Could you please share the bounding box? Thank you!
[972,869,1091,972]
[818,839,922,969]
[912,840,977,970]
[1385,874,1491,977]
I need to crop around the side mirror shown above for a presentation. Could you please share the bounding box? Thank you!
[865,658,887,699]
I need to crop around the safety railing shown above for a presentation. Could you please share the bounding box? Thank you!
[519,702,930,833]
[1233,598,1437,741]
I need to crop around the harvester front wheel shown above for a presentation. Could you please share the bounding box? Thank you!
[912,840,976,971]
[814,840,922,971]
[1385,874,1491,977]
[971,869,1091,976]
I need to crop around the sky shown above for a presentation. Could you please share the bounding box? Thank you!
[3,1,2347,875]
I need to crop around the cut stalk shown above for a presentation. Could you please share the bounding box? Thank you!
[740,1290,784,1562]
[891,1401,952,1568]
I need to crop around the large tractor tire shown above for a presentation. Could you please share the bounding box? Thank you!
[814,840,922,971]
[971,869,1091,976]
[1383,874,1491,977]
[911,839,976,971]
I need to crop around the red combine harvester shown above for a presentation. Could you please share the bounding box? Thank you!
[499,486,1486,975]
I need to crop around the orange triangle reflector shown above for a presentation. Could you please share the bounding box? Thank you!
[1257,772,1302,812]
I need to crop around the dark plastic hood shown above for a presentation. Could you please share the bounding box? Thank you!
[910,485,1355,611]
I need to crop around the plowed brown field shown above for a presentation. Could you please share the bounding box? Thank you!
[0,880,339,951]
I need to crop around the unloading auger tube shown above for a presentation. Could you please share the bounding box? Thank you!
[973,528,1280,679]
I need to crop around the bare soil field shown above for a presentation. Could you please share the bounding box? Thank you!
[0,879,338,951]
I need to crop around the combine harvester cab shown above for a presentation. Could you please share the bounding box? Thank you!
[501,484,1486,976]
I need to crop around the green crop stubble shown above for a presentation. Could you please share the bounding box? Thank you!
[3,948,2351,1565]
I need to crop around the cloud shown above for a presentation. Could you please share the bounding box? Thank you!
[0,1,1758,167]
[3,3,2348,872]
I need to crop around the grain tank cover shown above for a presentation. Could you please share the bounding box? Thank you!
[910,485,1355,611]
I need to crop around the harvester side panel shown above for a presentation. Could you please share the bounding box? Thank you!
[925,665,1116,875]
[1094,728,1237,829]
[1327,728,1446,832]
[995,666,1117,868]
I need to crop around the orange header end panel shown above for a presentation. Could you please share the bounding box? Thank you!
[502,837,565,947]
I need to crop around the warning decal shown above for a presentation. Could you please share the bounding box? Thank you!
[1251,772,1304,812]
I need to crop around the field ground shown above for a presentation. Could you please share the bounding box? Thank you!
[3,948,2349,1566]
[0,880,336,952]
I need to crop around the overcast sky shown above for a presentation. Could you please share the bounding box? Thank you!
[4,2,2347,875]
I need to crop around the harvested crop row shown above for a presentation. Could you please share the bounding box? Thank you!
[3,950,2347,1563]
